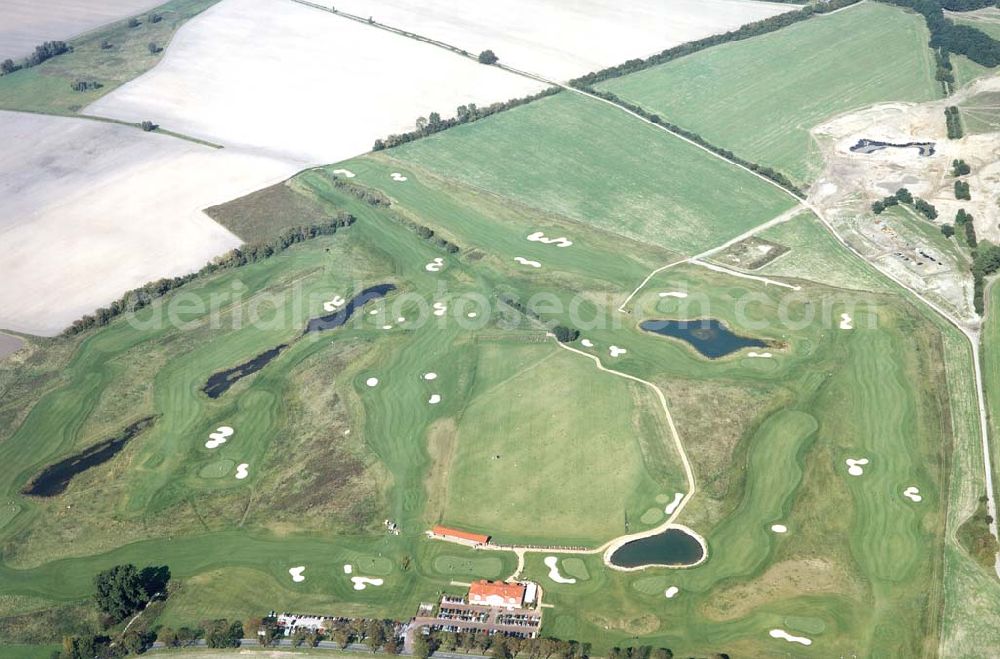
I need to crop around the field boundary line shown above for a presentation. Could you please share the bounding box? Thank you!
[689,259,802,290]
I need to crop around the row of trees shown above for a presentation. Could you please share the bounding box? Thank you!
[946,105,964,138]
[63,213,355,336]
[332,175,391,206]
[972,237,1000,313]
[570,0,861,87]
[871,187,937,220]
[957,208,977,247]
[586,88,805,197]
[941,0,997,9]
[1,40,70,75]
[372,87,562,151]
[59,631,154,658]
[406,218,462,253]
[882,0,1000,67]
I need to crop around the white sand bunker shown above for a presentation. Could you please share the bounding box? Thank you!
[659,291,688,299]
[544,556,576,584]
[467,312,478,318]
[205,426,233,449]
[390,172,407,182]
[366,377,379,387]
[433,302,447,317]
[903,486,923,502]
[425,257,445,272]
[664,492,684,515]
[846,458,869,476]
[769,629,812,646]
[747,351,773,358]
[664,586,679,599]
[423,372,438,380]
[351,576,384,590]
[527,231,572,247]
[235,463,249,480]
[288,566,305,582]
[397,317,406,323]
[323,295,345,312]
[332,168,356,178]
[369,308,380,315]
[609,345,627,358]
[581,339,594,348]
[771,524,788,534]
[428,394,442,405]
[840,313,853,330]
[514,257,542,268]
[381,324,393,330]
[343,564,353,574]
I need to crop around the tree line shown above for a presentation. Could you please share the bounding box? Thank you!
[585,89,805,197]
[569,0,861,87]
[946,105,964,139]
[871,187,937,220]
[332,174,391,206]
[1,40,70,75]
[62,213,355,336]
[880,0,1000,67]
[372,87,562,151]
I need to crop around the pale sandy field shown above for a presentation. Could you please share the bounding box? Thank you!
[0,0,165,61]
[86,0,545,164]
[317,0,795,81]
[0,110,296,336]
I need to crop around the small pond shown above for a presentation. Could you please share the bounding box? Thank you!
[304,283,396,333]
[202,344,288,399]
[22,416,156,497]
[640,318,767,358]
[850,138,934,156]
[608,528,705,568]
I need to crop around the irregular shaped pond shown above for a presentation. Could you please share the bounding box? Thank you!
[640,319,767,358]
[202,344,289,399]
[304,283,396,333]
[850,139,934,156]
[22,416,157,497]
[608,528,705,568]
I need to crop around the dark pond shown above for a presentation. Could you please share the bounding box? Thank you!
[850,139,935,156]
[304,283,396,333]
[22,416,156,497]
[608,528,705,568]
[640,318,767,358]
[202,344,288,399]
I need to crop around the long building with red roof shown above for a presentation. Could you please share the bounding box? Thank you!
[430,525,491,546]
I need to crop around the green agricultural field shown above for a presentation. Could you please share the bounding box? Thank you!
[386,92,795,256]
[0,0,218,115]
[597,2,940,185]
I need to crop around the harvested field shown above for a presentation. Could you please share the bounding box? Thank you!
[86,0,543,164]
[0,0,165,61]
[0,110,293,336]
[0,334,24,360]
[317,0,792,81]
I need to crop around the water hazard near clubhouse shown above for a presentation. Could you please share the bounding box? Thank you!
[639,318,768,358]
[608,528,705,568]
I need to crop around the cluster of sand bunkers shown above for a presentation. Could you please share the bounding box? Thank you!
[364,371,442,407]
[845,457,923,502]
[202,426,250,480]
[286,564,384,590]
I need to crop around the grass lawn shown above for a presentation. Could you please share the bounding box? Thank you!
[386,92,795,256]
[0,0,218,114]
[597,2,940,185]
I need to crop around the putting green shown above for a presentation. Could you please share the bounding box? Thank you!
[198,460,235,479]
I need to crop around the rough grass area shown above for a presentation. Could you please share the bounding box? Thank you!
[597,3,940,185]
[387,92,795,256]
[0,0,219,114]
[956,494,1000,570]
[204,178,339,243]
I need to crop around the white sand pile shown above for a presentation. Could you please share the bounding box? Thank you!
[514,257,542,268]
[390,172,408,182]
[343,564,353,574]
[527,231,572,247]
[351,576,384,590]
[659,291,688,299]
[425,257,445,272]
[433,302,447,317]
[845,458,869,476]
[366,377,379,387]
[747,351,773,358]
[428,394,442,405]
[235,463,249,480]
[770,524,788,533]
[581,339,594,348]
[664,586,679,599]
[609,345,627,357]
[332,169,356,178]
[323,295,346,312]
[903,486,923,502]
[205,426,234,449]
[288,566,306,582]
[544,556,576,584]
[840,313,854,330]
[769,629,812,646]
[423,372,438,380]
[664,492,684,515]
